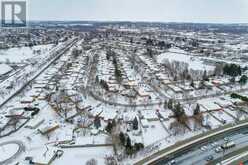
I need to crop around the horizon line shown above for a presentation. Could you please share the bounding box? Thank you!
[26,20,248,25]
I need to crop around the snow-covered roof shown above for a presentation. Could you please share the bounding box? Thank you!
[140,119,149,127]
[198,99,221,111]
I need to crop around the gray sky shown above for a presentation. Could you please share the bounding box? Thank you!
[29,0,248,23]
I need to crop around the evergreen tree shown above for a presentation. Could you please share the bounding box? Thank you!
[173,76,177,81]
[168,99,174,109]
[105,121,113,133]
[223,64,242,77]
[174,102,185,119]
[94,117,101,129]
[126,136,132,149]
[202,70,208,81]
[133,117,139,130]
[146,39,153,46]
[175,103,182,116]
[134,143,144,152]
[164,100,168,109]
[119,132,126,146]
[190,80,195,88]
[194,104,200,116]
[230,77,236,84]
[199,80,205,89]
[239,75,248,85]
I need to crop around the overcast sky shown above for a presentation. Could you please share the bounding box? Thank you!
[29,0,248,23]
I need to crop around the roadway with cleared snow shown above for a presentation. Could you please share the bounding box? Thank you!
[159,130,248,165]
[134,120,248,165]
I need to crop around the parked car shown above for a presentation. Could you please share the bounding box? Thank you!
[206,155,214,161]
[168,159,176,165]
[215,146,223,153]
[200,145,208,151]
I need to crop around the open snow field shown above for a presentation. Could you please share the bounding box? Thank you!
[157,48,215,71]
[0,44,55,63]
[0,143,19,161]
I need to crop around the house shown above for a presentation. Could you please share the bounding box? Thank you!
[91,129,99,136]
[141,110,158,121]
[140,119,149,128]
[38,124,59,135]
[25,118,45,129]
[168,85,183,93]
[134,87,150,98]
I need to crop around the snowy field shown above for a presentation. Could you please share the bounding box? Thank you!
[0,44,55,63]
[157,48,215,71]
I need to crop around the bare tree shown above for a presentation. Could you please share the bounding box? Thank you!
[86,158,98,165]
[169,120,185,136]
[105,155,117,165]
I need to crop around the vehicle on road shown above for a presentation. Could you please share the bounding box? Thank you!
[168,159,176,165]
[224,137,230,141]
[211,142,218,147]
[221,141,236,150]
[206,155,214,161]
[200,145,208,151]
[215,146,223,153]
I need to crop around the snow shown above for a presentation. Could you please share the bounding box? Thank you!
[203,113,221,129]
[214,110,234,123]
[214,97,233,107]
[0,44,55,63]
[141,121,169,146]
[198,98,221,111]
[0,143,19,161]
[76,135,108,145]
[157,48,215,71]
[142,110,158,120]
[55,147,113,165]
[31,147,57,164]
[140,119,149,128]
[0,63,12,75]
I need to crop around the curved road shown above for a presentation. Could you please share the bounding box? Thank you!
[0,140,25,165]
